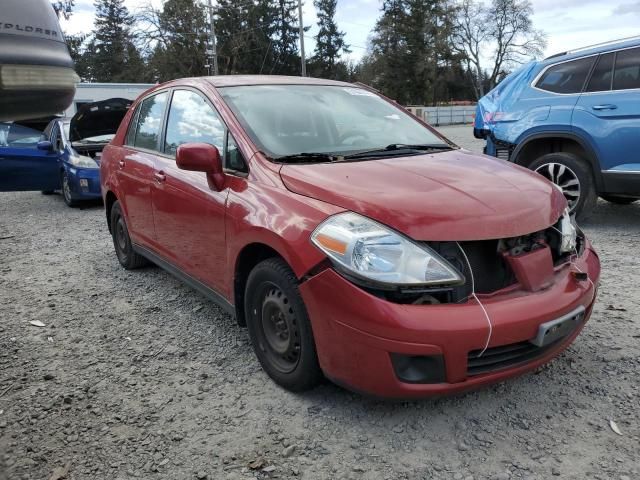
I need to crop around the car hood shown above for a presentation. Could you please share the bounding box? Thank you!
[279,149,567,241]
[69,98,132,142]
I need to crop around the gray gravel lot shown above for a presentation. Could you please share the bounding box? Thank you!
[1,124,639,480]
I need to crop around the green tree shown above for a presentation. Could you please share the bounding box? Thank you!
[361,0,471,104]
[310,0,350,79]
[140,0,208,81]
[85,0,144,82]
[270,0,302,75]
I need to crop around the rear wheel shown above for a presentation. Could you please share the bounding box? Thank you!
[110,200,148,269]
[528,152,596,220]
[61,171,78,208]
[244,258,323,392]
[600,195,638,205]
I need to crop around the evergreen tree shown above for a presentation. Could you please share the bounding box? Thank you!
[148,0,208,81]
[269,0,301,75]
[310,0,350,79]
[363,0,468,104]
[85,0,143,82]
[215,0,277,74]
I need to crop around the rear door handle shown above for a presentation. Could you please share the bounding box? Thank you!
[118,160,126,168]
[592,104,617,111]
[154,171,166,183]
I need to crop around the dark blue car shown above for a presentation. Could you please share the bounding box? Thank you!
[0,98,131,206]
[475,37,640,219]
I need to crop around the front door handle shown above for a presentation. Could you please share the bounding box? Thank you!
[118,160,126,168]
[592,104,617,111]
[154,171,166,183]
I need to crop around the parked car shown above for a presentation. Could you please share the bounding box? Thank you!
[101,76,600,398]
[474,37,640,219]
[0,98,131,206]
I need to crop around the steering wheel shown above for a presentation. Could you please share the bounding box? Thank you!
[338,129,370,145]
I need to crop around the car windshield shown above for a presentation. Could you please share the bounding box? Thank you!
[218,85,450,159]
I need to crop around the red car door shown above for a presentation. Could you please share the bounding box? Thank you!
[151,89,229,295]
[117,91,169,247]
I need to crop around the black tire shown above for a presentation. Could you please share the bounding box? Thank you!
[528,152,597,221]
[244,258,323,392]
[110,200,148,270]
[41,190,55,195]
[61,170,78,208]
[600,195,638,205]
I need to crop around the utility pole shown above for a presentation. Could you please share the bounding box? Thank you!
[298,0,306,77]
[206,0,219,76]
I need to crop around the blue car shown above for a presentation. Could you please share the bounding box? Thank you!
[0,98,131,206]
[475,37,640,218]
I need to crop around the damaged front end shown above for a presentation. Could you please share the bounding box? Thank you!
[364,211,584,306]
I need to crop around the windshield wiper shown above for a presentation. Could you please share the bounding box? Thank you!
[341,143,453,160]
[273,152,338,163]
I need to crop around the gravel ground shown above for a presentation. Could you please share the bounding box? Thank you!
[1,125,639,480]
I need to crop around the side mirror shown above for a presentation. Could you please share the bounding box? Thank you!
[37,140,54,152]
[176,143,224,191]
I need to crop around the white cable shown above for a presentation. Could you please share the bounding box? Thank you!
[456,242,492,357]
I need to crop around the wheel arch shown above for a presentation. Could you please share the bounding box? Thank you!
[233,242,289,327]
[511,132,604,191]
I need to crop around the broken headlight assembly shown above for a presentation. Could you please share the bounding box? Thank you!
[558,208,578,254]
[311,212,463,289]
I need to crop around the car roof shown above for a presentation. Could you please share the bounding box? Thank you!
[202,75,353,88]
[540,36,640,66]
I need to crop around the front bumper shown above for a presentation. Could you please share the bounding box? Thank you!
[66,166,101,200]
[299,245,600,398]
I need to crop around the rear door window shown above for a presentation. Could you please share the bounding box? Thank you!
[163,90,225,157]
[134,92,168,151]
[613,47,640,91]
[586,53,614,92]
[0,123,43,149]
[536,57,595,94]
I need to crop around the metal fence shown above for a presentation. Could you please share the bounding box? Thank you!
[405,105,476,126]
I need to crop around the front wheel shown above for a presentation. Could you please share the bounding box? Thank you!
[61,171,78,208]
[600,195,638,205]
[528,152,597,221]
[244,258,323,392]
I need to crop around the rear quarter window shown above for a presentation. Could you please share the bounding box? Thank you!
[613,47,640,91]
[133,92,168,151]
[535,57,595,94]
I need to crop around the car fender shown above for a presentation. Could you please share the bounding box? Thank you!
[224,177,345,295]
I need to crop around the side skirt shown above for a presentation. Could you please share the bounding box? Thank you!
[132,243,236,317]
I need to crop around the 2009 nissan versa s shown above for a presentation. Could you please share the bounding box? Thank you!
[100,76,600,398]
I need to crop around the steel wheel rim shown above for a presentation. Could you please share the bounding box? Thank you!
[535,162,581,212]
[62,173,72,203]
[257,283,300,373]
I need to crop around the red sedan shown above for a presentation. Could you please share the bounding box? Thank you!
[100,76,600,398]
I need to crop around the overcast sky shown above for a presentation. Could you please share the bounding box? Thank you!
[60,0,640,64]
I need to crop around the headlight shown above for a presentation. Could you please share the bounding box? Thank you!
[311,212,463,287]
[69,154,99,169]
[559,208,577,253]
